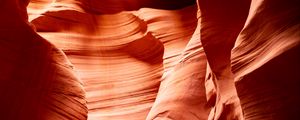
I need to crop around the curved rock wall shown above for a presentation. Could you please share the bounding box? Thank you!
[0,1,87,119]
[0,0,299,119]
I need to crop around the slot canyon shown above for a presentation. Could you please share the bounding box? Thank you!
[0,0,299,120]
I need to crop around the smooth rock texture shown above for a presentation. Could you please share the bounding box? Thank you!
[0,0,299,120]
[232,0,300,119]
[0,0,87,120]
[0,3,87,120]
[28,1,198,119]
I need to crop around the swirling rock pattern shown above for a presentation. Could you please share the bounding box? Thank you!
[0,0,299,119]
[28,1,198,119]
[232,0,300,119]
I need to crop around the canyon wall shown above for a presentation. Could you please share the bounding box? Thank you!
[0,0,299,119]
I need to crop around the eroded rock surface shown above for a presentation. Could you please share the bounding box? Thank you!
[0,0,299,120]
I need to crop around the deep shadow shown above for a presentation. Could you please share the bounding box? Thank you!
[236,45,300,120]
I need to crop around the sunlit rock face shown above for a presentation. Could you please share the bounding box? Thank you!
[28,1,198,119]
[0,0,299,119]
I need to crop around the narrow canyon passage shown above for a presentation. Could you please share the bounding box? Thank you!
[0,0,299,120]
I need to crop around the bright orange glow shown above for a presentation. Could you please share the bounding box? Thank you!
[0,0,299,120]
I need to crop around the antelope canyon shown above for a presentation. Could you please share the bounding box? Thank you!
[0,0,299,120]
